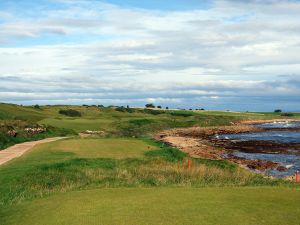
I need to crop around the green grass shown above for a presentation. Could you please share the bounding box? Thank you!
[1,103,300,225]
[40,138,157,158]
[2,103,300,137]
[1,187,300,225]
[39,118,115,132]
[0,138,290,206]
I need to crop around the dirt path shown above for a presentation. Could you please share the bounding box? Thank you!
[0,137,66,166]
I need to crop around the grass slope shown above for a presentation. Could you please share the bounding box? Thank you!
[1,187,300,225]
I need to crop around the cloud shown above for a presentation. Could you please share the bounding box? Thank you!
[0,0,300,110]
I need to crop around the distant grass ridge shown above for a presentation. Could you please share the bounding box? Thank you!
[2,103,300,137]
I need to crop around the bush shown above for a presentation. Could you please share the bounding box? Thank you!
[129,119,153,126]
[143,109,165,115]
[168,111,194,117]
[281,113,294,117]
[145,103,155,108]
[115,106,135,113]
[59,109,81,117]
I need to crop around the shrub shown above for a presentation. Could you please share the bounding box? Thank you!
[145,103,155,108]
[115,106,135,113]
[281,113,294,117]
[143,109,165,115]
[59,109,81,117]
[129,119,153,126]
[168,111,194,117]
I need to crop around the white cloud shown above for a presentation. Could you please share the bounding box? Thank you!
[0,0,300,110]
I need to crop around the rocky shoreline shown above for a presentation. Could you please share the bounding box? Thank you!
[155,119,300,176]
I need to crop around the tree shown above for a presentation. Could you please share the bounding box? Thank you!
[157,105,162,109]
[34,104,40,109]
[145,103,155,108]
[166,107,169,110]
[274,109,282,113]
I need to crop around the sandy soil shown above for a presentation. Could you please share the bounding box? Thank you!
[0,137,66,166]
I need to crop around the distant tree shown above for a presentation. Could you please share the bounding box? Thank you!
[157,105,162,109]
[274,109,282,113]
[127,105,130,108]
[98,105,104,108]
[189,108,193,111]
[145,103,155,108]
[200,108,205,111]
[166,107,169,110]
[34,104,40,109]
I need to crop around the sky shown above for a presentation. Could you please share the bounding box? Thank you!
[0,0,300,111]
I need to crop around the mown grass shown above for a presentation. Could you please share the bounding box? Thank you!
[1,187,300,225]
[0,138,291,206]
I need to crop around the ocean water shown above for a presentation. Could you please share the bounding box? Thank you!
[228,152,300,177]
[217,121,300,177]
[255,121,300,129]
[217,130,300,143]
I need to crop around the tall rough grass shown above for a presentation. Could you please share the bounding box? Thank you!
[1,150,286,206]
